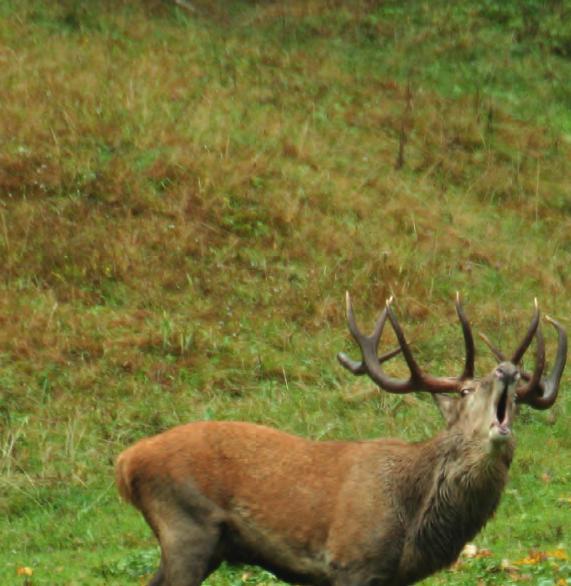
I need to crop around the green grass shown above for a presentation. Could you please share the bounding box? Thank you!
[1,0,570,584]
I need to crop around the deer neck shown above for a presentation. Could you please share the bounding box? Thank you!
[403,431,514,571]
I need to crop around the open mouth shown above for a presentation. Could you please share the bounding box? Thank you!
[497,387,508,424]
[491,386,511,437]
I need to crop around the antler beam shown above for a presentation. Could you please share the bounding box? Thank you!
[338,293,475,394]
[478,301,566,410]
[516,316,567,410]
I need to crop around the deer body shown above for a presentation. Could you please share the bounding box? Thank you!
[117,295,565,586]
[117,418,513,586]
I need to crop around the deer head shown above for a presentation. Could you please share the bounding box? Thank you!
[338,293,567,446]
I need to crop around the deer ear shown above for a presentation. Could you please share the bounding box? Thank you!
[432,394,461,427]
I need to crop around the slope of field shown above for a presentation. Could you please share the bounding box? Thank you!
[1,1,570,584]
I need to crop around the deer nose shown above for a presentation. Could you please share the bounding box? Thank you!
[495,363,520,385]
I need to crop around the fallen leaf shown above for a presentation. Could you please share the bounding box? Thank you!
[548,548,568,561]
[462,543,479,558]
[475,548,492,559]
[513,550,547,566]
[17,567,33,576]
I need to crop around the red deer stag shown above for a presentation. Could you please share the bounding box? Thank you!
[116,294,566,586]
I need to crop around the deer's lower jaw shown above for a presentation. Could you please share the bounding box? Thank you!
[489,421,512,441]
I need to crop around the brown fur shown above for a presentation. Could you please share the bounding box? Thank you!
[116,377,515,586]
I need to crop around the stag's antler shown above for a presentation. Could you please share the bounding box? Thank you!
[479,299,540,365]
[479,301,566,410]
[515,316,567,409]
[337,301,402,376]
[337,293,475,394]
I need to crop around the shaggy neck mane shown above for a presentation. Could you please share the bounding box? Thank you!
[404,431,514,573]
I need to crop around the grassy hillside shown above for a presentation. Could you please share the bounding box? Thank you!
[1,0,570,584]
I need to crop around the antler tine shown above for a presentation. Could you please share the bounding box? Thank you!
[455,292,475,380]
[515,324,545,403]
[337,292,401,377]
[384,299,464,393]
[479,331,536,381]
[385,300,424,384]
[337,347,402,375]
[478,332,507,362]
[338,295,424,393]
[517,316,567,410]
[510,298,540,364]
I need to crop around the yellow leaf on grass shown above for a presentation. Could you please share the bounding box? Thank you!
[548,548,568,561]
[17,567,33,576]
[512,548,567,566]
[513,550,547,566]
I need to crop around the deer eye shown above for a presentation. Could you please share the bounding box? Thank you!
[460,387,474,397]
